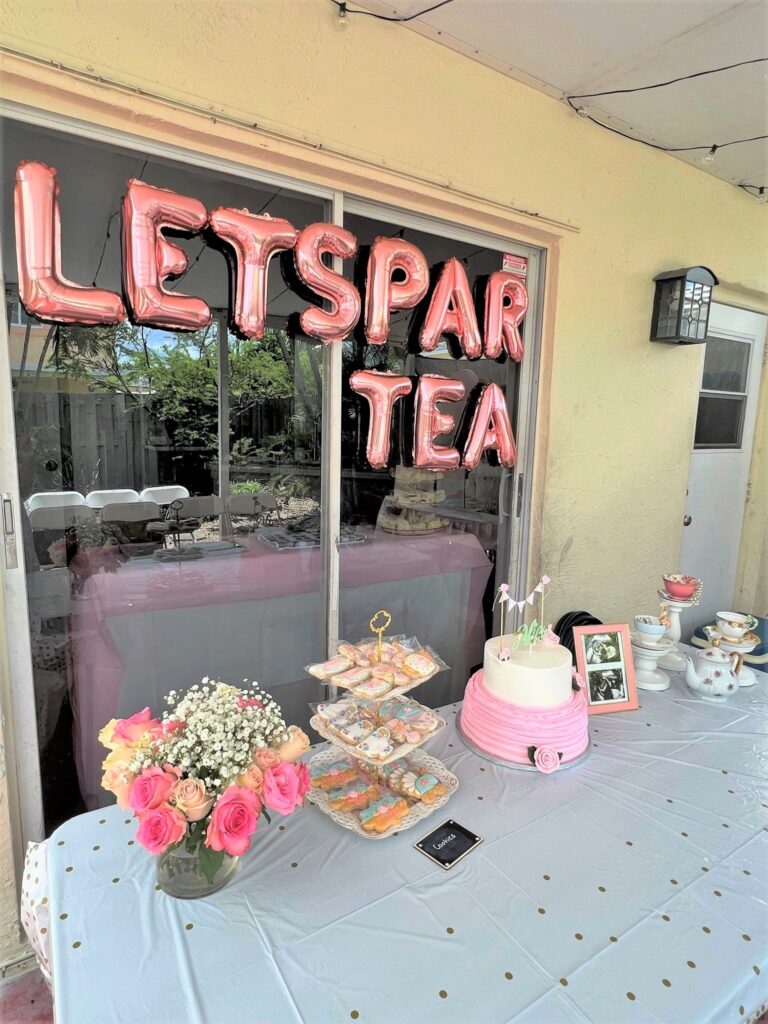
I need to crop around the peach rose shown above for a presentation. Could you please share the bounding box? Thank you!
[253,748,281,770]
[235,763,265,795]
[205,786,261,857]
[101,747,135,809]
[136,803,186,855]
[277,726,310,764]
[172,778,214,822]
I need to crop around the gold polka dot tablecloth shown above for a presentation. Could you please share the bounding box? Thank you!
[48,657,768,1023]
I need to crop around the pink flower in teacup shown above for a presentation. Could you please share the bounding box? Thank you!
[533,747,561,774]
[135,803,186,855]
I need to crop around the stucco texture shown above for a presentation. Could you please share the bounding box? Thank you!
[0,0,767,963]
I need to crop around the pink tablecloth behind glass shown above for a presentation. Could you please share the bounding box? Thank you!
[71,529,492,807]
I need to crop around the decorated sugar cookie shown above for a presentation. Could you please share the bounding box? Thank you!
[358,793,410,833]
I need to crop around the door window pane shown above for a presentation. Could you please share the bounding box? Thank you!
[701,336,750,393]
[339,211,530,706]
[694,395,745,448]
[2,118,327,829]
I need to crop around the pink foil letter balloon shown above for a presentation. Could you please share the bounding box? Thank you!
[208,207,298,338]
[413,374,466,471]
[483,271,527,360]
[419,258,482,359]
[364,237,429,346]
[349,370,413,470]
[122,180,211,331]
[14,162,125,325]
[293,223,360,343]
[462,383,517,470]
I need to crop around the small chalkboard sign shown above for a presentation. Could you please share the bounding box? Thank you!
[414,819,483,870]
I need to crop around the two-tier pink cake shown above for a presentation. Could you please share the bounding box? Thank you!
[460,635,589,771]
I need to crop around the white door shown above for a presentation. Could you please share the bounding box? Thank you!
[680,303,766,634]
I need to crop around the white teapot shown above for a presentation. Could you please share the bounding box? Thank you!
[684,643,742,702]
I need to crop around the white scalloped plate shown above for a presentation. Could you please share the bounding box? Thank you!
[305,747,459,840]
[309,709,447,767]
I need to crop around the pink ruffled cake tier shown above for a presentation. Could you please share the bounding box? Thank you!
[460,670,589,767]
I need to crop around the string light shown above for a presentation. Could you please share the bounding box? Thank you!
[565,57,767,196]
[330,0,455,24]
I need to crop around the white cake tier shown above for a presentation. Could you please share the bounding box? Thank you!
[482,635,573,708]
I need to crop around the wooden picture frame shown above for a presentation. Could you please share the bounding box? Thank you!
[573,624,639,715]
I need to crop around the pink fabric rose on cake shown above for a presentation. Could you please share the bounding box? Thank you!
[136,803,186,855]
[262,762,308,815]
[205,786,262,856]
[533,746,561,774]
[172,778,214,822]
[129,765,181,813]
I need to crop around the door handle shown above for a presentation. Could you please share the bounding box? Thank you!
[1,493,19,569]
[683,514,692,527]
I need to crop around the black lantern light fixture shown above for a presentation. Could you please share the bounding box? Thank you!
[650,266,718,345]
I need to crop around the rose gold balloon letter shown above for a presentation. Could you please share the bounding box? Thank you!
[483,271,527,360]
[350,369,412,470]
[462,383,516,470]
[14,162,125,325]
[413,374,465,471]
[293,223,360,343]
[364,237,429,346]
[419,258,482,359]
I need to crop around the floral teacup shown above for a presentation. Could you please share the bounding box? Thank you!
[716,611,758,641]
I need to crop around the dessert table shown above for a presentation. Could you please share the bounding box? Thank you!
[46,653,767,1023]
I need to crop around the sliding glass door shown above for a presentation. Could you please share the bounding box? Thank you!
[0,114,543,838]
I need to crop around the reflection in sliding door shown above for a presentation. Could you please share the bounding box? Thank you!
[1,117,329,829]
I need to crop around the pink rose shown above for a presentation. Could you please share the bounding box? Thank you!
[238,697,263,709]
[205,786,261,857]
[162,719,185,736]
[253,748,281,770]
[236,762,265,795]
[172,778,214,822]
[129,765,181,813]
[533,746,561,774]
[262,762,306,815]
[113,708,161,745]
[136,803,186,855]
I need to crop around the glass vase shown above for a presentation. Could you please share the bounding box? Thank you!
[156,843,239,899]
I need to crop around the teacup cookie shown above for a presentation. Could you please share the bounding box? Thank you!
[356,727,395,761]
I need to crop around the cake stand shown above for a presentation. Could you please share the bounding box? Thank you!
[656,589,695,672]
[631,632,674,690]
[703,628,760,687]
[455,712,592,772]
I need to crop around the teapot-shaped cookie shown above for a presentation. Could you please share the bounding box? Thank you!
[684,641,742,702]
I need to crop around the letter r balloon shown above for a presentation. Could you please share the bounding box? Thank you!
[483,271,527,360]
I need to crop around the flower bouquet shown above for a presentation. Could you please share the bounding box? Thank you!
[100,679,310,898]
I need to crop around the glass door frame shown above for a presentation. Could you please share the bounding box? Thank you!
[0,103,545,850]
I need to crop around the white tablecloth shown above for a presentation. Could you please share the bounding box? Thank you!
[48,653,768,1023]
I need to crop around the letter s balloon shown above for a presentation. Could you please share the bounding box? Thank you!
[293,223,360,343]
[350,370,412,470]
[364,237,429,346]
[14,162,125,325]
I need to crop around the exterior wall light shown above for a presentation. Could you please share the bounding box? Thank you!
[650,266,718,345]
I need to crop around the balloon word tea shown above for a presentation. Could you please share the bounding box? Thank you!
[14,162,527,355]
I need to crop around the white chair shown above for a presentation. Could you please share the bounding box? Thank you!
[139,485,190,505]
[28,505,95,530]
[24,491,86,514]
[85,489,140,509]
[100,501,161,524]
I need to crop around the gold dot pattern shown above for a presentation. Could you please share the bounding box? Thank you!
[446,927,454,935]
[350,1012,359,1020]
[559,978,568,987]
[687,960,696,969]
[574,932,583,941]
[438,990,447,999]
[598,886,606,893]
[742,933,751,942]
[627,992,636,1001]
[702,926,711,934]
[537,907,546,915]
[185,923,193,931]
[609,936,618,942]
[754,966,761,976]
[504,972,513,980]
[72,941,81,949]
[662,979,671,987]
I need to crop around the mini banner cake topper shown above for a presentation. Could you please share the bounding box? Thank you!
[494,576,552,650]
[13,161,529,472]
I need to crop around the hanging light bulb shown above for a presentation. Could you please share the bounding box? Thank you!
[335,1,349,28]
[576,106,589,118]
[701,145,718,166]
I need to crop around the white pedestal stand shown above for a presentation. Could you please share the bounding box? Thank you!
[656,590,694,672]
[631,638,672,691]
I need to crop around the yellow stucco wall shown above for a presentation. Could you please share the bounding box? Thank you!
[0,0,766,963]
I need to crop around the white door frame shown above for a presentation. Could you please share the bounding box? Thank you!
[0,106,544,851]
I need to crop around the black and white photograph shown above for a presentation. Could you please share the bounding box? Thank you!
[585,631,622,665]
[588,668,628,703]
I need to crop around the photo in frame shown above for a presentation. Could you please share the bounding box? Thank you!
[573,624,639,715]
